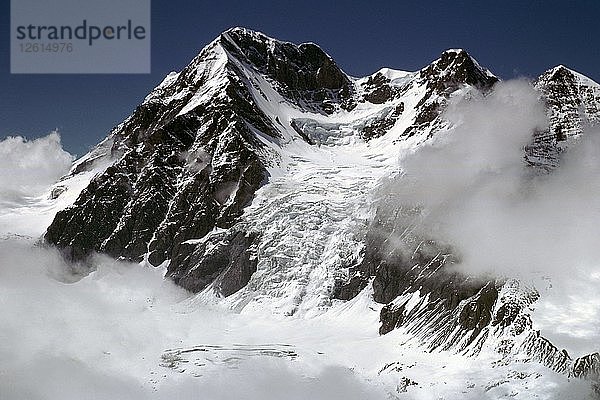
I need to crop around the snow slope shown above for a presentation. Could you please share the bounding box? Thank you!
[0,229,590,400]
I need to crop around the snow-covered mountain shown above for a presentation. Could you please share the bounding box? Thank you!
[40,27,600,396]
[526,65,600,169]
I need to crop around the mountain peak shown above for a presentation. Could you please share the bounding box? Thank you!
[539,65,600,89]
[223,26,266,36]
[441,48,468,56]
[527,63,600,169]
[220,26,277,49]
[220,26,327,54]
[219,26,333,64]
[420,48,498,91]
[217,27,353,111]
[541,64,577,83]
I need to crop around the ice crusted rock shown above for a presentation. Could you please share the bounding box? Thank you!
[45,28,276,296]
[573,353,600,381]
[220,27,355,113]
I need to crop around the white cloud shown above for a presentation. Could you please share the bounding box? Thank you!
[384,80,600,356]
[0,237,590,399]
[0,132,73,205]
[0,239,388,400]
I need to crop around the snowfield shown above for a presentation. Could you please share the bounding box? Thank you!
[0,235,591,400]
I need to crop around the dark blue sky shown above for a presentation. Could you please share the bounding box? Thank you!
[1,0,599,156]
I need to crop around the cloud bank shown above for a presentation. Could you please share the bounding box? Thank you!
[386,80,600,355]
[390,80,600,278]
[0,239,388,400]
[1,237,591,399]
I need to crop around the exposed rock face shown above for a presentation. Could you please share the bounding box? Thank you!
[421,49,497,92]
[169,229,258,295]
[362,73,397,105]
[46,27,347,296]
[220,28,355,113]
[573,353,600,380]
[336,204,504,352]
[403,49,498,138]
[360,103,405,140]
[537,66,600,138]
[520,331,572,374]
[353,50,499,142]
[519,333,599,382]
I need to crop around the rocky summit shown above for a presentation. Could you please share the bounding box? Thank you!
[43,27,600,388]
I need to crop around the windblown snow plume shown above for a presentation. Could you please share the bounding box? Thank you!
[0,132,73,205]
